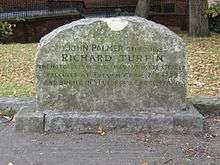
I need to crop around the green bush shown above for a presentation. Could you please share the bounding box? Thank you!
[207,2,220,18]
[0,21,16,42]
[207,2,220,32]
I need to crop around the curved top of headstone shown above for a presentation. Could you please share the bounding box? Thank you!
[38,16,184,48]
[36,16,187,113]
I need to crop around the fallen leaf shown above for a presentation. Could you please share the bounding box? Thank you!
[0,112,5,117]
[0,112,14,122]
[193,81,205,88]
[96,125,106,136]
[8,162,14,165]
[3,116,11,120]
[164,159,173,164]
[214,117,220,122]
[142,160,148,165]
[11,116,15,122]
[195,51,206,54]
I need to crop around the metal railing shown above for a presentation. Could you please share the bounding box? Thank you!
[0,0,184,20]
[0,2,81,20]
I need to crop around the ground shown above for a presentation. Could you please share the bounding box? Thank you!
[181,33,220,96]
[0,33,219,97]
[0,33,219,164]
[0,115,219,165]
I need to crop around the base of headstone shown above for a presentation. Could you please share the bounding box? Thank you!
[15,105,204,133]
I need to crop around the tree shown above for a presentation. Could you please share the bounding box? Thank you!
[189,0,210,37]
[135,0,150,18]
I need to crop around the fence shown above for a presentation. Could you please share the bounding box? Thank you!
[0,0,189,42]
[0,1,82,20]
[0,0,185,20]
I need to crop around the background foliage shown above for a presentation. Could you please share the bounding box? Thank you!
[0,22,15,42]
[207,2,220,32]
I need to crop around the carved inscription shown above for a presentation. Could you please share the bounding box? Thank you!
[37,44,182,87]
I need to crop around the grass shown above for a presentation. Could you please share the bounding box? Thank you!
[0,33,219,97]
[0,43,37,96]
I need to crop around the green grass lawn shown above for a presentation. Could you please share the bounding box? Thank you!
[0,33,219,97]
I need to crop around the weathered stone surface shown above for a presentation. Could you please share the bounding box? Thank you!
[0,97,35,115]
[190,95,220,115]
[15,106,44,132]
[44,105,203,133]
[14,105,203,133]
[36,16,187,113]
[45,112,174,133]
[174,105,204,131]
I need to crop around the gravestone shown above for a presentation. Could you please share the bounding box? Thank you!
[15,17,203,133]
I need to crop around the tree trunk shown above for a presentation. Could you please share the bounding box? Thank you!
[135,0,150,18]
[189,0,210,37]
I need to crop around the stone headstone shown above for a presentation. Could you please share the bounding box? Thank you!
[36,17,186,113]
[16,17,203,133]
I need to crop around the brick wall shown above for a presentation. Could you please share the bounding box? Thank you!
[7,15,82,43]
[1,0,189,11]
[0,0,48,10]
[175,0,188,15]
[149,0,189,30]
[150,15,188,30]
[2,0,189,43]
[6,14,188,43]
[82,0,137,8]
